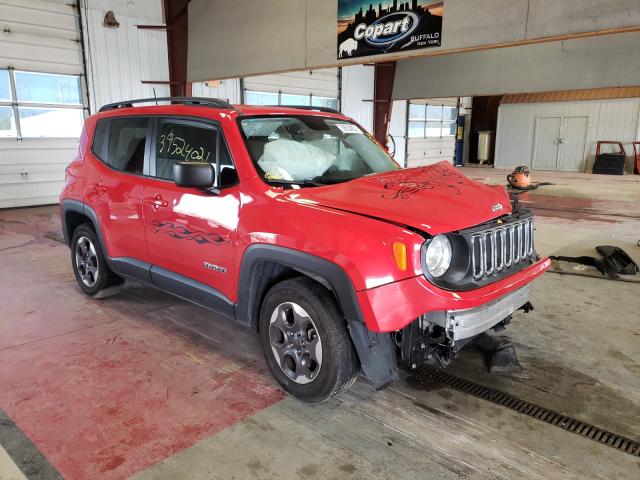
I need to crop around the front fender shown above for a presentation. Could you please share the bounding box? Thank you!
[236,244,398,389]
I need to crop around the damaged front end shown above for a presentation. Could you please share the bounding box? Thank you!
[397,284,533,370]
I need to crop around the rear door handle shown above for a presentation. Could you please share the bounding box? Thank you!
[92,182,107,193]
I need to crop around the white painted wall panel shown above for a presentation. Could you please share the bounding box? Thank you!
[191,79,242,104]
[0,138,77,208]
[244,69,338,98]
[495,98,640,172]
[407,137,456,167]
[82,3,170,112]
[388,100,407,166]
[341,65,373,133]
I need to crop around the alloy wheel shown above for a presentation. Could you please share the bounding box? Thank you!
[268,302,323,385]
[74,236,99,288]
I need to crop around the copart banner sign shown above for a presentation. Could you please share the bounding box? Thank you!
[337,1,443,59]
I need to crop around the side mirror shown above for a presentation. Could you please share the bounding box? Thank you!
[174,162,214,189]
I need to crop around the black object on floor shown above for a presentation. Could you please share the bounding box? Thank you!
[596,246,640,277]
[472,333,523,374]
[550,245,638,279]
[593,153,626,175]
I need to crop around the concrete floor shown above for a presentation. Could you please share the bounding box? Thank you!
[0,171,639,479]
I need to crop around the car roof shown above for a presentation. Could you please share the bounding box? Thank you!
[94,97,348,121]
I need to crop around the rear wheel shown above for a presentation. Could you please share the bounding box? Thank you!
[259,277,358,402]
[71,224,123,297]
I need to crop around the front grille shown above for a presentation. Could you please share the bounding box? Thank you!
[470,217,534,279]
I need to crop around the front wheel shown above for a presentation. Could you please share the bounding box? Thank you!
[259,277,358,402]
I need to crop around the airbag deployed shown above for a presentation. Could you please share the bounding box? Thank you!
[258,139,335,180]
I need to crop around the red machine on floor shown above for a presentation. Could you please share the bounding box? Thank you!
[632,142,640,175]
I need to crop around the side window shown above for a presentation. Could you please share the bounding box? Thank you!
[92,120,109,161]
[154,120,237,187]
[92,117,148,174]
[107,117,148,174]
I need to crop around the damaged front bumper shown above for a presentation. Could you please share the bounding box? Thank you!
[427,284,532,342]
[398,284,533,370]
[356,257,550,333]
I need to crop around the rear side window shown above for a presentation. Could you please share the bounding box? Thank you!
[92,117,148,175]
[92,120,109,161]
[154,120,237,187]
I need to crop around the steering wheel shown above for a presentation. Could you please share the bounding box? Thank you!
[386,134,396,158]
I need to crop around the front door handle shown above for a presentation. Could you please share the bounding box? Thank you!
[145,194,169,211]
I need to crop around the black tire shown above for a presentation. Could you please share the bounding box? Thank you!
[70,223,123,297]
[259,277,359,402]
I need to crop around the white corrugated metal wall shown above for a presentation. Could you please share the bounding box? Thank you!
[244,69,339,99]
[495,98,640,172]
[341,65,373,134]
[407,97,458,168]
[0,0,84,208]
[191,79,241,104]
[81,0,170,112]
[388,100,407,166]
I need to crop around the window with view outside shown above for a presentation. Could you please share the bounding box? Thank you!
[0,70,15,136]
[408,102,458,138]
[245,90,338,110]
[0,70,10,101]
[0,69,84,138]
[240,116,397,185]
[281,93,310,106]
[245,91,278,106]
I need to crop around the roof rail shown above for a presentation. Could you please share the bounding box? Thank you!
[267,105,341,114]
[99,97,234,112]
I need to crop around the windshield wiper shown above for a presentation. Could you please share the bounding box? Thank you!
[265,178,325,188]
[311,176,359,185]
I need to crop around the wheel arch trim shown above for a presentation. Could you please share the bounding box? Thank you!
[237,244,398,389]
[60,199,107,252]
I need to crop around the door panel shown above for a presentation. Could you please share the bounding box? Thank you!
[558,116,588,172]
[86,161,147,260]
[142,181,240,300]
[142,118,240,302]
[85,117,150,261]
[532,117,561,170]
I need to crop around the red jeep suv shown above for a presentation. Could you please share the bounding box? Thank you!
[60,97,550,402]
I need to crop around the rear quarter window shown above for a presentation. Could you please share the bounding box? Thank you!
[92,119,109,162]
[91,117,149,175]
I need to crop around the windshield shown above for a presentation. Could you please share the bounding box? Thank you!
[239,115,399,186]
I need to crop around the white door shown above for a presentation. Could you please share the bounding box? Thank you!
[533,116,588,172]
[533,117,562,170]
[558,116,588,172]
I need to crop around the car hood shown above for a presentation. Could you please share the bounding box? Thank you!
[284,162,512,234]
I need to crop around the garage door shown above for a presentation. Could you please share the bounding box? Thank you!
[0,0,85,208]
[243,68,339,109]
[407,98,457,168]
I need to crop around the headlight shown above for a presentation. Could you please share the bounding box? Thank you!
[424,235,452,278]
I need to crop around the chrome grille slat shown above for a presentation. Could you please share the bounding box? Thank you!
[485,232,494,275]
[471,218,535,280]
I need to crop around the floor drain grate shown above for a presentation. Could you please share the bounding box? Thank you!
[414,367,640,457]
